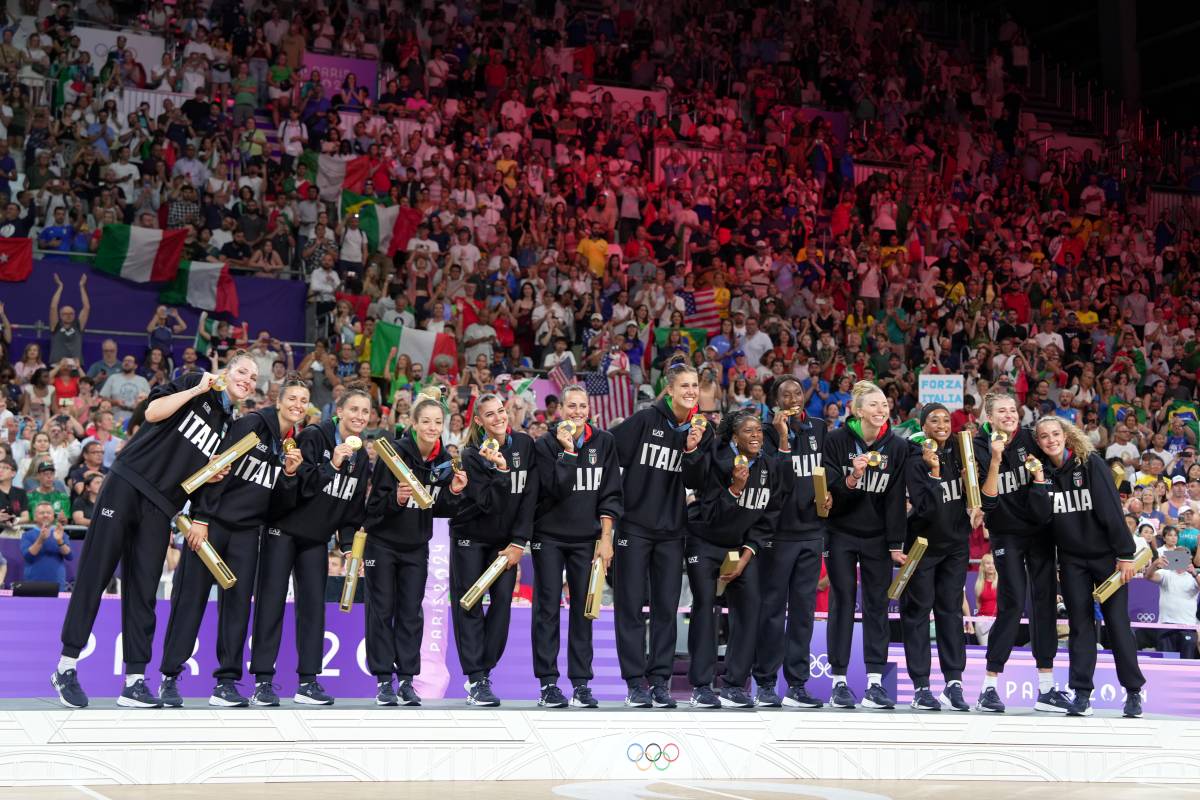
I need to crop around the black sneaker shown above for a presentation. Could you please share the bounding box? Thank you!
[466,677,500,707]
[398,680,422,706]
[719,685,754,709]
[119,678,163,709]
[295,681,334,706]
[690,685,720,709]
[51,669,88,709]
[208,680,248,708]
[570,684,599,708]
[376,680,398,706]
[783,684,824,709]
[910,687,941,711]
[538,684,568,708]
[649,682,677,709]
[1123,689,1143,719]
[939,682,970,712]
[755,683,782,708]
[862,683,895,710]
[975,687,1006,713]
[251,681,280,707]
[830,682,857,709]
[1066,691,1093,717]
[159,675,183,708]
[1035,687,1073,713]
[624,684,652,708]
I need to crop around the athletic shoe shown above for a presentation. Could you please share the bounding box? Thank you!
[939,682,970,711]
[910,687,941,711]
[830,682,857,709]
[51,669,88,709]
[397,680,422,706]
[719,686,754,709]
[690,685,720,709]
[1123,689,1143,719]
[862,683,896,710]
[159,675,184,708]
[118,678,163,708]
[466,677,500,706]
[251,682,280,707]
[208,680,248,708]
[975,687,1006,713]
[783,684,824,709]
[1035,687,1073,713]
[375,680,398,706]
[1066,691,1093,717]
[649,682,677,709]
[538,684,568,708]
[755,683,783,708]
[624,685,652,708]
[294,681,334,706]
[570,685,599,708]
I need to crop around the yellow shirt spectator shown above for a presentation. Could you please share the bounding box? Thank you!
[577,235,609,278]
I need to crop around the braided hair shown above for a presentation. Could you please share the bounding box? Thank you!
[716,407,761,447]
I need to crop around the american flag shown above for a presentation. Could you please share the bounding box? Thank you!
[547,356,575,391]
[682,288,721,336]
[584,358,634,428]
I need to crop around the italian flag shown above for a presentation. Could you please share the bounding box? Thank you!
[94,224,186,283]
[370,320,459,378]
[301,151,375,203]
[159,260,240,316]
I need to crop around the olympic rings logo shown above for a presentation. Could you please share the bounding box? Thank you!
[627,742,681,771]
[1136,612,1157,622]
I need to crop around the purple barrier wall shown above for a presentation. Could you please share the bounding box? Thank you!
[0,597,1192,714]
[2,256,308,365]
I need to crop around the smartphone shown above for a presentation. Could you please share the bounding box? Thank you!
[1164,549,1192,571]
[456,386,471,407]
[59,398,72,407]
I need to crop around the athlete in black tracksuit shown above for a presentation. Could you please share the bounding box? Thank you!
[976,421,1065,712]
[250,411,370,705]
[450,426,537,701]
[53,367,247,709]
[531,417,622,706]
[1027,426,1145,717]
[611,389,710,707]
[361,430,463,705]
[159,405,301,705]
[902,409,972,711]
[755,406,827,708]
[686,414,785,709]
[822,414,910,708]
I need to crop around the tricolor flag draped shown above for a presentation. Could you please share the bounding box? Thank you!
[369,320,459,377]
[159,260,239,316]
[299,152,374,203]
[93,225,186,283]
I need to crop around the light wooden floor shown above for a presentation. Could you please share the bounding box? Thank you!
[1,781,1192,800]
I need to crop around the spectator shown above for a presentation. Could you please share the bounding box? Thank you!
[99,355,151,424]
[27,461,69,521]
[1146,554,1200,659]
[20,501,73,590]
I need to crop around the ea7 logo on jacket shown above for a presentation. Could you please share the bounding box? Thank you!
[652,429,664,438]
[639,441,682,473]
[177,410,222,458]
[323,473,359,501]
[1051,488,1093,514]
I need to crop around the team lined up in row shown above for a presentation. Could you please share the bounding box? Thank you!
[45,354,1144,716]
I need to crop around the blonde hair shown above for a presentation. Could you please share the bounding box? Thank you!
[975,553,999,603]
[1034,415,1093,465]
[849,380,884,416]
[982,388,1017,421]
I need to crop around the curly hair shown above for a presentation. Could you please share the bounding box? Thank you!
[1034,415,1094,465]
[716,407,760,446]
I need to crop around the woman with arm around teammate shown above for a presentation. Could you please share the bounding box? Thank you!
[686,409,786,709]
[158,374,309,708]
[52,353,257,709]
[449,392,538,707]
[821,380,910,710]
[530,384,623,708]
[973,389,1069,713]
[248,385,373,707]
[1029,416,1145,718]
[610,361,710,708]
[361,395,468,707]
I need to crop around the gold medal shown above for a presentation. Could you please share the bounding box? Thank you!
[345,435,363,451]
[560,420,576,438]
[482,437,500,452]
[733,454,749,468]
[282,437,298,453]
[866,450,882,467]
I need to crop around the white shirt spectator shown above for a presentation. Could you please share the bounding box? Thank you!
[1156,569,1200,625]
[464,321,497,363]
[742,329,774,369]
[309,264,341,302]
[1105,440,1141,463]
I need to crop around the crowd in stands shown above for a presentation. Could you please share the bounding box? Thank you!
[0,0,1198,651]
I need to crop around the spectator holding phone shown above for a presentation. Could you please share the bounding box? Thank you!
[1146,552,1200,658]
